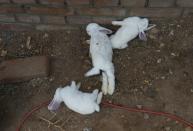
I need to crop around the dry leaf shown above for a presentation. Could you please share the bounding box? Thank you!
[1,50,7,57]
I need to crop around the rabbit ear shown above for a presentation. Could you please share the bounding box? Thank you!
[139,31,147,41]
[48,99,61,111]
[138,19,148,41]
[48,88,62,111]
[98,27,112,34]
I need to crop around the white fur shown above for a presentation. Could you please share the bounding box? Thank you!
[48,81,103,115]
[110,16,155,49]
[85,23,115,95]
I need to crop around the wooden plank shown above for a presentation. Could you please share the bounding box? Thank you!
[0,56,50,84]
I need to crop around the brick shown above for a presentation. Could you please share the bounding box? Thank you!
[176,0,193,7]
[16,15,40,23]
[77,7,126,17]
[66,0,90,5]
[121,0,146,7]
[0,6,24,14]
[39,0,65,6]
[39,0,64,4]
[67,16,92,24]
[27,6,74,15]
[92,17,118,24]
[0,0,10,3]
[0,56,50,83]
[149,0,175,7]
[129,8,182,17]
[0,15,15,22]
[42,16,65,24]
[50,0,64,2]
[0,23,34,31]
[36,24,79,30]
[94,0,119,7]
[12,0,36,4]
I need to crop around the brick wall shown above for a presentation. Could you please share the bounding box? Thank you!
[0,0,192,30]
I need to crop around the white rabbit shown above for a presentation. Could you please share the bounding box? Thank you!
[85,23,115,95]
[48,81,103,115]
[110,16,156,49]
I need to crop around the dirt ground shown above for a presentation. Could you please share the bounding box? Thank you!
[1,17,193,131]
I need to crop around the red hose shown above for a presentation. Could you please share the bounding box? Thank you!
[16,100,50,131]
[16,100,193,131]
[102,101,193,128]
